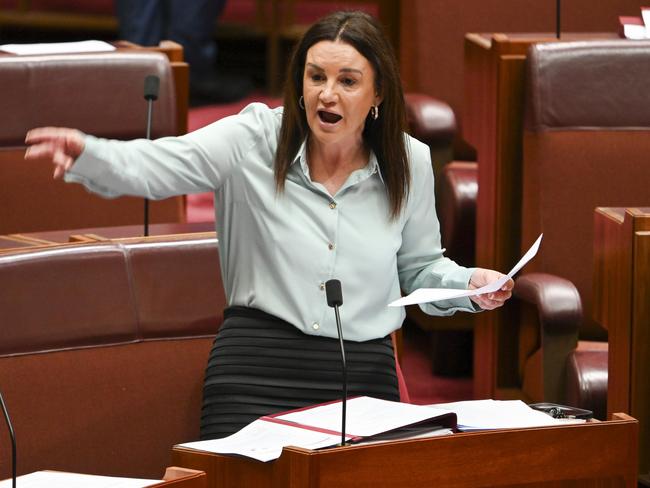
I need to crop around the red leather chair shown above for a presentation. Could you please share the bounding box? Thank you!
[517,39,650,418]
[0,50,186,235]
[439,39,650,418]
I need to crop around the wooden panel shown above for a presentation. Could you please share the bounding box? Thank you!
[594,208,632,417]
[594,207,650,476]
[463,34,498,399]
[632,229,650,475]
[464,34,531,399]
[172,414,638,487]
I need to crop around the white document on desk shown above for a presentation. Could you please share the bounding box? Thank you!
[389,233,543,307]
[430,399,584,431]
[177,396,455,462]
[178,417,343,463]
[0,40,116,55]
[276,396,453,437]
[0,471,160,488]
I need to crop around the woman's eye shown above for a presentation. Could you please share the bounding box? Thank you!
[311,74,324,82]
[341,78,357,87]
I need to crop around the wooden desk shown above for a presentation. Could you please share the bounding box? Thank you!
[0,234,48,251]
[172,414,638,487]
[0,222,215,254]
[153,467,207,488]
[594,207,650,478]
[13,222,215,243]
[462,32,616,400]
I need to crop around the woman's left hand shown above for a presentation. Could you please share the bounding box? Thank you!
[468,268,514,310]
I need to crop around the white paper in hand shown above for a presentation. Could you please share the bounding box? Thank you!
[389,234,542,307]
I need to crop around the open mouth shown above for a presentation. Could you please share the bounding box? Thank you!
[318,110,343,124]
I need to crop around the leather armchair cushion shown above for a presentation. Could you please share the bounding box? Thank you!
[404,93,456,148]
[566,341,608,420]
[513,272,582,336]
[437,161,477,265]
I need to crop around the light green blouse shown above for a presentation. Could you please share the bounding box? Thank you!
[66,103,477,342]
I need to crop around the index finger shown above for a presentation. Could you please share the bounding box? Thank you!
[25,127,74,145]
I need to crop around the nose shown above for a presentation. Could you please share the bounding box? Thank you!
[319,81,338,104]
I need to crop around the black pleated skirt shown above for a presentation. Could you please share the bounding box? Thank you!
[200,306,399,440]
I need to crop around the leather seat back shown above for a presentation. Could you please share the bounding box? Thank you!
[523,39,650,341]
[0,51,184,235]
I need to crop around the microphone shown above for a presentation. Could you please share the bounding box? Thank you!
[144,75,160,104]
[325,279,347,446]
[0,390,16,488]
[142,75,160,237]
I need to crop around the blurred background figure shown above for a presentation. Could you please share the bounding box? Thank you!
[115,0,253,105]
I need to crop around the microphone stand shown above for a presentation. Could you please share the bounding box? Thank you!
[325,279,347,446]
[143,75,160,237]
[0,390,16,488]
[333,301,347,447]
[143,97,153,237]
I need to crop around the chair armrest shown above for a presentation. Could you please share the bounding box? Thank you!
[514,272,583,403]
[514,272,583,335]
[438,161,477,265]
[404,93,456,148]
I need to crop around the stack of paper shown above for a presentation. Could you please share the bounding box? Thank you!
[177,396,456,462]
[430,399,585,431]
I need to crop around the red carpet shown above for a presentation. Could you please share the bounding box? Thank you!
[187,98,473,405]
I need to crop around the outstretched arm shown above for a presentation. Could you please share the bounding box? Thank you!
[25,127,85,179]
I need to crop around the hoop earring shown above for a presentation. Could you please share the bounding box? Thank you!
[299,96,305,110]
[370,105,379,120]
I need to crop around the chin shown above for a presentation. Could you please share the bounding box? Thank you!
[308,123,339,140]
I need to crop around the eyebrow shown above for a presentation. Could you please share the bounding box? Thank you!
[306,62,363,75]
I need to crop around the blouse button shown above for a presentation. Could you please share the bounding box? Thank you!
[312,322,320,330]
[319,282,325,291]
[329,202,337,209]
[328,243,335,250]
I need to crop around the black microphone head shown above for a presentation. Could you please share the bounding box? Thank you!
[144,75,160,101]
[325,279,343,307]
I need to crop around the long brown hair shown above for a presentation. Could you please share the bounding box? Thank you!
[274,10,409,220]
